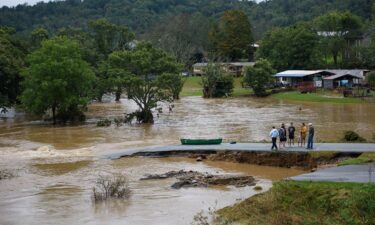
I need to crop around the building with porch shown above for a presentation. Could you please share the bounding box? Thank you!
[192,62,255,77]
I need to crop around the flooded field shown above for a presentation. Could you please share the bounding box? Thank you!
[0,96,374,224]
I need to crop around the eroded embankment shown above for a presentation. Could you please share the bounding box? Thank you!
[128,150,362,170]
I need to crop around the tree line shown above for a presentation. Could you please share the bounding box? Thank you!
[0,19,182,124]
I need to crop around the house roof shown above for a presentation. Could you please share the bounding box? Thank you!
[324,73,363,80]
[193,62,255,67]
[274,70,332,78]
[325,69,369,78]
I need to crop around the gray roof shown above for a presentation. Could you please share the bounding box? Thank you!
[325,69,369,78]
[274,70,333,78]
[324,73,363,80]
[193,62,255,67]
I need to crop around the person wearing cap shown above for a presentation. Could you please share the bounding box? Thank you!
[307,123,315,149]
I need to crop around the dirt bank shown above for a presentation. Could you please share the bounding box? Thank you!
[130,150,361,170]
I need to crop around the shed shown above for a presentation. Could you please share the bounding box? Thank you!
[323,73,363,89]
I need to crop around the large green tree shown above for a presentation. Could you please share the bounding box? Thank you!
[21,36,95,124]
[202,63,234,98]
[314,11,363,67]
[108,42,181,123]
[208,10,254,61]
[0,27,26,112]
[257,23,322,71]
[243,59,275,97]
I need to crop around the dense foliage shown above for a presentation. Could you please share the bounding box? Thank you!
[243,59,275,96]
[202,63,234,98]
[257,24,322,71]
[0,27,26,112]
[21,36,95,124]
[108,42,181,123]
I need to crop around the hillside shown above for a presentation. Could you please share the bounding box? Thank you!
[0,0,373,39]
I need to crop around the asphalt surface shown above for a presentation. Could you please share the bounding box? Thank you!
[290,164,375,183]
[104,142,375,159]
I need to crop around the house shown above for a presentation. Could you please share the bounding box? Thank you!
[274,70,334,87]
[192,62,255,77]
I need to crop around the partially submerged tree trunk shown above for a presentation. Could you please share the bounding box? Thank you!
[115,87,122,102]
[52,105,56,125]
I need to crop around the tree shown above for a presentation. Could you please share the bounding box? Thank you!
[257,23,323,71]
[88,19,135,101]
[208,10,254,61]
[0,26,26,112]
[314,11,363,67]
[21,36,95,124]
[367,71,375,87]
[108,42,181,123]
[157,73,185,100]
[202,63,234,98]
[30,28,49,50]
[243,59,275,97]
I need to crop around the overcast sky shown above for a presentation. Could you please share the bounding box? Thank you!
[1,0,263,7]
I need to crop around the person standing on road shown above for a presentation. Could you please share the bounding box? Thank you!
[288,122,296,146]
[279,123,287,150]
[300,123,307,147]
[269,126,279,151]
[307,123,315,149]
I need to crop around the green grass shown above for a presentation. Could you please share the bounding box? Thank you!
[180,76,252,97]
[272,91,365,104]
[339,153,375,166]
[218,181,375,225]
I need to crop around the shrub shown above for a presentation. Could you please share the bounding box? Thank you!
[96,118,112,127]
[93,173,131,202]
[202,63,234,98]
[343,131,366,142]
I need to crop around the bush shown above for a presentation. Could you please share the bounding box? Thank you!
[343,131,366,142]
[96,118,112,127]
[92,173,131,202]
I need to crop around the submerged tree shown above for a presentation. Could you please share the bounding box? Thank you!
[243,59,275,97]
[21,36,95,124]
[108,42,181,123]
[202,63,234,98]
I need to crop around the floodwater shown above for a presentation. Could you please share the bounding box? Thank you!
[0,96,374,225]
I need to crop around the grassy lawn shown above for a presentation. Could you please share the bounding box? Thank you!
[181,76,252,97]
[218,181,375,225]
[339,152,375,166]
[272,91,366,104]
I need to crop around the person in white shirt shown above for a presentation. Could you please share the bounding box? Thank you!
[269,126,279,151]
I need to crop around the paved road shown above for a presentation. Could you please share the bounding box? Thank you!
[104,142,375,159]
[291,164,375,183]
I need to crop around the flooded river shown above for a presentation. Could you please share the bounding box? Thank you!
[0,96,374,224]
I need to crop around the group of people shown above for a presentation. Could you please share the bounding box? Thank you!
[269,122,315,151]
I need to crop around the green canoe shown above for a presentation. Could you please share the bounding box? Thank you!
[180,138,223,145]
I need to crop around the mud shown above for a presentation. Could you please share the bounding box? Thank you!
[130,151,361,170]
[141,170,256,189]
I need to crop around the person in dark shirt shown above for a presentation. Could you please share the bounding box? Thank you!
[307,123,315,149]
[288,122,296,146]
[279,123,287,150]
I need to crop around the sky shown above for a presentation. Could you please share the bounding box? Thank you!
[1,0,54,7]
[0,0,264,7]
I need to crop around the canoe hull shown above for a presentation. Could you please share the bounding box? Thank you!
[180,138,223,145]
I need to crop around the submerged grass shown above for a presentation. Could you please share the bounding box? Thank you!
[218,181,375,225]
[272,91,365,104]
[339,153,375,166]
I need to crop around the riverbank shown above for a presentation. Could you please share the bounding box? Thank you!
[218,181,375,225]
[272,90,373,104]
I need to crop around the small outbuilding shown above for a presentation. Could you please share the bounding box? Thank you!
[323,73,363,89]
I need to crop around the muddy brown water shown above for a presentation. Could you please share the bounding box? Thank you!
[0,96,374,224]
